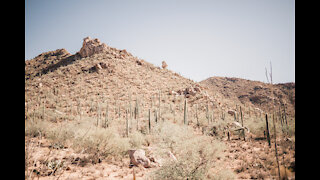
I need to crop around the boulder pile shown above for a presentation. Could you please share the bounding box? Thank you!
[78,37,109,58]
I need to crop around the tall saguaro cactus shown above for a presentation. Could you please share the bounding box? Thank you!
[126,109,129,137]
[211,102,214,122]
[148,109,151,134]
[273,113,281,179]
[206,103,209,124]
[104,102,109,128]
[154,109,158,123]
[240,106,245,141]
[135,98,139,130]
[184,98,187,125]
[158,90,161,121]
[196,104,199,126]
[96,102,100,127]
[265,114,271,147]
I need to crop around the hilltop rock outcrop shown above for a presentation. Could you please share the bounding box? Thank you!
[79,37,109,58]
[162,61,168,69]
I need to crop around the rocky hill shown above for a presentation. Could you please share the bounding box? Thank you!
[25,37,295,179]
[200,77,295,117]
[25,37,219,125]
[25,37,294,120]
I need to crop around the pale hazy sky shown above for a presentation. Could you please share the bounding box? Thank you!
[25,0,295,83]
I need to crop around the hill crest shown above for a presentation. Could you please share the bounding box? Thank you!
[25,37,294,118]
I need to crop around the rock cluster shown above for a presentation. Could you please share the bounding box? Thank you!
[81,62,115,74]
[78,37,109,58]
[175,85,202,98]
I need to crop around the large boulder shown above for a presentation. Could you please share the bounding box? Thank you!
[128,149,151,168]
[78,37,109,58]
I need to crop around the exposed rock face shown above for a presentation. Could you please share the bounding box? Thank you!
[128,149,151,168]
[79,37,109,58]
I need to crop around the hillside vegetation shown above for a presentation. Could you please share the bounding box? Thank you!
[25,37,295,179]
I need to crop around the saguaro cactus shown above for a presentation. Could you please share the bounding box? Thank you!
[273,114,281,180]
[126,109,129,137]
[96,102,100,127]
[240,106,245,141]
[154,109,158,123]
[212,102,214,122]
[184,98,187,125]
[148,109,151,134]
[42,96,46,121]
[196,104,199,126]
[206,103,209,124]
[265,114,271,147]
[135,98,139,130]
[104,102,109,128]
[158,90,161,121]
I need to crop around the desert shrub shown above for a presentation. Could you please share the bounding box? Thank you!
[129,131,146,148]
[46,124,75,148]
[150,136,225,179]
[149,121,225,179]
[246,117,265,136]
[281,118,295,137]
[71,126,130,159]
[151,121,191,151]
[25,118,49,137]
[210,169,236,180]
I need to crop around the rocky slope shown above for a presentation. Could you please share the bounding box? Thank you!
[200,76,295,118]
